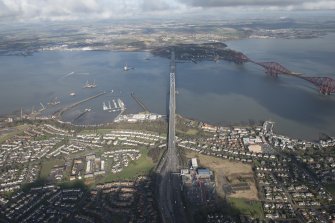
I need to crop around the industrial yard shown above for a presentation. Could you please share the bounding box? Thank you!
[183,151,258,201]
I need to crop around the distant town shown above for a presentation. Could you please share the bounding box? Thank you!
[1,18,334,56]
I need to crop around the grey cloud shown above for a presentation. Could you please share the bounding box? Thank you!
[0,1,19,19]
[141,0,172,11]
[180,0,331,7]
[0,0,334,22]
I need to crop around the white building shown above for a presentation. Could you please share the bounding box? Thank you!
[191,158,198,169]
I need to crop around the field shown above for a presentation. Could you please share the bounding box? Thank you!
[0,124,30,143]
[40,159,65,178]
[185,129,198,135]
[176,128,199,136]
[100,149,155,183]
[228,197,264,219]
[183,151,259,200]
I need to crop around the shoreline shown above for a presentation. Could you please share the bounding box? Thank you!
[2,111,333,144]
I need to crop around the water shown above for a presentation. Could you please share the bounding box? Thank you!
[0,34,334,140]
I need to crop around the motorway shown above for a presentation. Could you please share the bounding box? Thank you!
[158,50,187,223]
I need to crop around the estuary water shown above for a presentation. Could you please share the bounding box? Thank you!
[0,34,334,140]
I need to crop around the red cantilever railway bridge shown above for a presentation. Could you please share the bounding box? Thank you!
[233,52,335,95]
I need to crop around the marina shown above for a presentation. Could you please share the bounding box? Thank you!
[102,98,126,112]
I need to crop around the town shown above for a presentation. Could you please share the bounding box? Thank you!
[0,115,334,222]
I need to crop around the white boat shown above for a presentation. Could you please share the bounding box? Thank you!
[113,99,117,108]
[123,64,129,71]
[103,102,108,111]
[117,98,125,110]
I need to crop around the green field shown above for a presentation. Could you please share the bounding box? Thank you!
[228,197,264,219]
[0,125,30,143]
[100,149,154,183]
[40,159,65,178]
[176,128,199,138]
[185,129,199,135]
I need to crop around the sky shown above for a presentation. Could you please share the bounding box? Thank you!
[0,0,335,22]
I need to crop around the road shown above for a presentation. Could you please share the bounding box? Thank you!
[158,49,187,223]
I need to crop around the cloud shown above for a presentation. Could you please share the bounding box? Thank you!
[181,0,304,7]
[302,0,335,10]
[180,0,335,8]
[0,0,334,22]
[0,0,188,21]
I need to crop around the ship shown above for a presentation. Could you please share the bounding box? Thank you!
[123,64,134,71]
[123,64,129,71]
[83,80,96,88]
[69,92,76,96]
